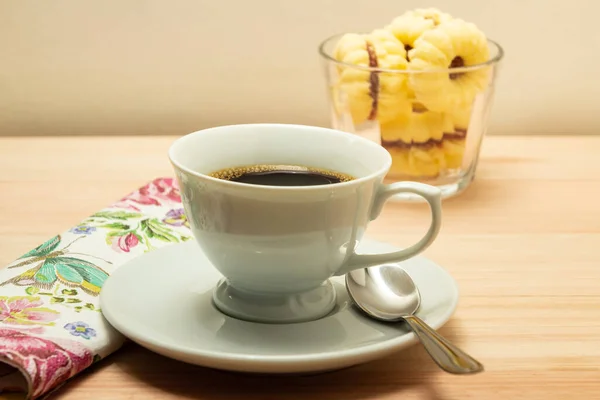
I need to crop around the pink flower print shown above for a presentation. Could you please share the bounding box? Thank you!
[0,328,94,398]
[8,326,46,335]
[112,178,181,210]
[110,232,140,253]
[0,296,60,327]
[141,178,181,203]
[108,200,142,212]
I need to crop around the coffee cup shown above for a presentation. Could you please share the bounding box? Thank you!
[169,123,442,323]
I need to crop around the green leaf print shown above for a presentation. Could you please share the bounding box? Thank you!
[100,222,130,230]
[50,297,65,304]
[82,206,190,253]
[62,289,78,296]
[84,303,95,311]
[141,218,179,243]
[25,286,39,295]
[92,211,142,220]
[65,298,82,304]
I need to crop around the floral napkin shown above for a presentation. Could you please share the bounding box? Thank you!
[0,178,192,399]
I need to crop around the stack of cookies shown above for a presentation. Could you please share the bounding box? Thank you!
[332,8,491,178]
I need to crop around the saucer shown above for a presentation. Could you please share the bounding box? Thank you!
[100,238,459,374]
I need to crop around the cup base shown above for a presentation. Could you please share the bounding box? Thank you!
[212,279,337,324]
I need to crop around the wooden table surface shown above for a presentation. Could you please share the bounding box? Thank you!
[1,135,599,399]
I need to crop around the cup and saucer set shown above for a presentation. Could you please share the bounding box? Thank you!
[100,124,462,374]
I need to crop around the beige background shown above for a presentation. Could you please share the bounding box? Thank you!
[1,0,598,136]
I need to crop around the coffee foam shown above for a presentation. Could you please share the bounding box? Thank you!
[209,164,355,182]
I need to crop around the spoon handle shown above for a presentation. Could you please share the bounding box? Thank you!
[402,315,484,374]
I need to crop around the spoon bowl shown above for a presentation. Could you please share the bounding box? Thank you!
[346,264,484,374]
[346,263,422,321]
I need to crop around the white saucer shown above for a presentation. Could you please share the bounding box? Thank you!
[100,238,459,374]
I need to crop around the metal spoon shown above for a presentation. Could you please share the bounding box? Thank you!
[345,264,484,374]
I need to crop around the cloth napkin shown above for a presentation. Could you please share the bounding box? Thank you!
[0,178,192,399]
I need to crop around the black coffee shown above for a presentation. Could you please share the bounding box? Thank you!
[209,164,355,187]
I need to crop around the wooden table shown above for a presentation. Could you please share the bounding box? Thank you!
[1,135,599,399]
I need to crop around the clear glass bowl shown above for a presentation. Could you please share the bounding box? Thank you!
[318,33,504,200]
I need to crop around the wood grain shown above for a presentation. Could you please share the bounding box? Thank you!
[1,135,599,400]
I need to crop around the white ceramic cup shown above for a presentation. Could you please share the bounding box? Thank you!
[169,123,442,324]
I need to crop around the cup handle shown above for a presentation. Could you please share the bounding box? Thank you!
[334,182,442,276]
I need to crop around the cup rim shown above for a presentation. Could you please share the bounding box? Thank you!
[168,123,392,191]
[318,32,504,75]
